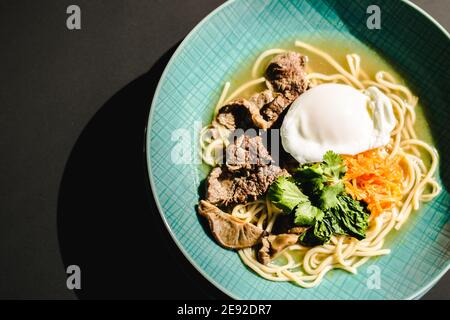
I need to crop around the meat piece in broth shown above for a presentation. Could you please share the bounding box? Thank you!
[260,94,291,124]
[198,200,264,249]
[215,98,265,130]
[215,91,291,130]
[226,135,272,171]
[215,52,309,130]
[206,164,286,207]
[248,89,276,109]
[266,52,309,101]
[206,135,287,207]
[215,91,275,130]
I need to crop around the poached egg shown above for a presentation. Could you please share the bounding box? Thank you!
[281,83,396,164]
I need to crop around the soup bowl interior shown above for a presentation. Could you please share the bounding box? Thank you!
[146,0,450,299]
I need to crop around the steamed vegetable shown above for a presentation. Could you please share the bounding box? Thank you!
[268,151,370,246]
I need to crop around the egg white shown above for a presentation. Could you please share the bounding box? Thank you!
[281,83,395,164]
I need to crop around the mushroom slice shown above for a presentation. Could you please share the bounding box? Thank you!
[198,200,264,249]
[257,233,300,265]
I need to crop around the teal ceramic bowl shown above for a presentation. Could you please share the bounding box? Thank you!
[146,0,450,299]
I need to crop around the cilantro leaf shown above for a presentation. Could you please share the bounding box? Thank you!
[293,202,322,226]
[268,176,308,214]
[293,164,326,196]
[319,182,345,210]
[294,151,347,209]
[322,150,347,183]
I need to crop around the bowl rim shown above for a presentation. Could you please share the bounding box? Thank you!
[145,0,450,300]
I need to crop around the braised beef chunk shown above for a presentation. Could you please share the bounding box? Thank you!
[198,200,264,249]
[215,99,260,130]
[206,167,234,205]
[230,165,287,203]
[249,89,276,109]
[226,135,272,171]
[216,93,290,130]
[215,52,309,131]
[216,97,274,130]
[206,135,287,206]
[206,164,287,207]
[260,94,290,123]
[266,52,309,101]
[257,233,300,265]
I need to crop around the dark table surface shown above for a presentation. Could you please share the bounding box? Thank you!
[0,0,448,299]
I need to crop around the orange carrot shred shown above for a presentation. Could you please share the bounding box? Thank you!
[343,148,403,217]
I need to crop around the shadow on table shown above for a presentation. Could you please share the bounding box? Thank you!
[57,42,229,299]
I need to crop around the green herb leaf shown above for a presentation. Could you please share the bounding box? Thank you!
[293,164,326,197]
[319,182,345,210]
[293,202,322,226]
[331,195,370,239]
[323,150,347,183]
[268,176,308,214]
[299,213,333,246]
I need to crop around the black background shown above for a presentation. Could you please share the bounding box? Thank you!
[0,0,448,299]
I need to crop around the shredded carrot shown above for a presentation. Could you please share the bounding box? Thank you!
[343,148,404,217]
